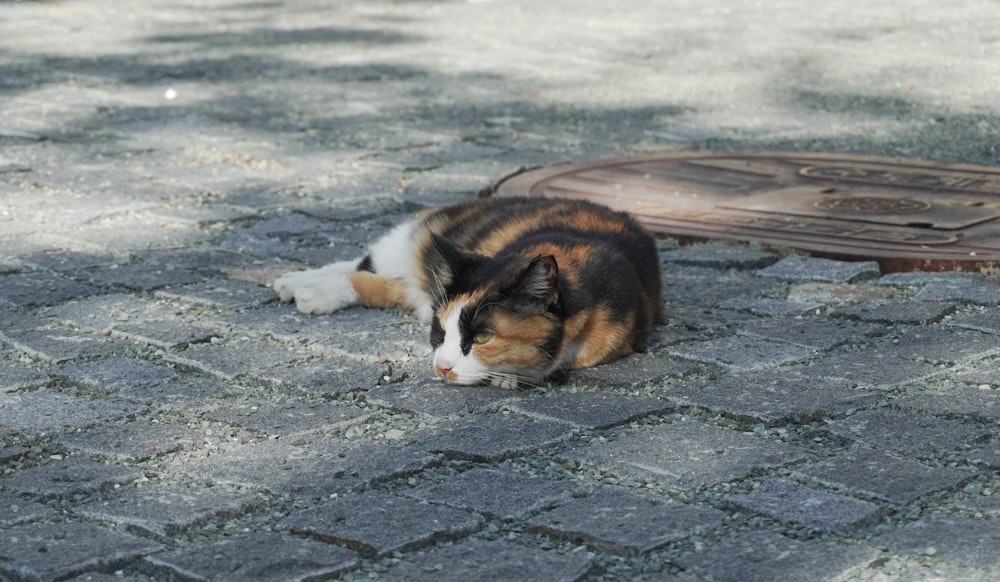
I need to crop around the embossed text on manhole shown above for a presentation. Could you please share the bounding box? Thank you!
[495,152,1000,274]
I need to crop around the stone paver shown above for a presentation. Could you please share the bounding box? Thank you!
[820,408,991,458]
[146,533,358,581]
[0,361,48,393]
[872,517,1000,570]
[278,491,483,557]
[756,256,881,283]
[508,391,675,430]
[74,484,263,537]
[405,468,584,521]
[0,389,147,439]
[0,458,140,500]
[381,538,594,582]
[664,370,882,426]
[726,478,885,533]
[0,522,161,581]
[562,420,810,490]
[1,0,1000,579]
[411,414,572,461]
[794,448,971,504]
[669,335,815,372]
[677,531,879,582]
[527,487,727,556]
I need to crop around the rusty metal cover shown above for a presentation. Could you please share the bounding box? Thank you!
[495,152,1000,274]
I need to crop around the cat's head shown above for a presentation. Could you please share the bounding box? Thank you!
[424,236,564,388]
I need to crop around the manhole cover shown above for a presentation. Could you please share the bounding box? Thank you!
[495,152,1000,274]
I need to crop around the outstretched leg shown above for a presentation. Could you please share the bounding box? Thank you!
[273,220,426,316]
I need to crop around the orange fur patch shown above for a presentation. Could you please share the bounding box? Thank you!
[348,272,413,310]
[561,305,635,368]
[474,312,558,369]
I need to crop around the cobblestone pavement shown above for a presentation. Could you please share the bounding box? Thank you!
[2,0,1000,580]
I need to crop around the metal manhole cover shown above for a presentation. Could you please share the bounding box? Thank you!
[495,152,1000,274]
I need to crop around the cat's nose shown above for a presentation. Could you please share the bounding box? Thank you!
[434,357,455,379]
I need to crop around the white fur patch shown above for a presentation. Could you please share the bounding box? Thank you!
[367,221,434,321]
[433,307,487,385]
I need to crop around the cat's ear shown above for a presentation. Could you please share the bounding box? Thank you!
[509,254,559,310]
[423,234,480,304]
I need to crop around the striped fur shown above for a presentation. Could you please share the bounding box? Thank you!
[274,196,662,388]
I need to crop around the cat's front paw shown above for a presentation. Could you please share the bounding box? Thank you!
[273,270,358,315]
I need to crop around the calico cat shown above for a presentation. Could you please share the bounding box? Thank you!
[273,196,662,388]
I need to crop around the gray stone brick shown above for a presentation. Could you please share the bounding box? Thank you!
[663,270,781,309]
[43,293,178,331]
[87,263,204,291]
[717,296,826,317]
[950,309,1000,334]
[405,468,584,521]
[820,408,991,457]
[146,533,357,581]
[0,492,55,526]
[224,304,399,343]
[175,437,440,497]
[278,491,483,557]
[163,339,308,380]
[570,352,698,388]
[508,392,675,430]
[0,361,48,393]
[56,419,198,462]
[872,517,1000,569]
[958,493,1000,516]
[964,446,1000,469]
[0,328,136,363]
[21,250,120,272]
[75,484,262,537]
[382,538,594,582]
[677,531,878,582]
[116,375,235,408]
[0,522,161,582]
[757,255,881,283]
[200,400,372,437]
[661,243,778,269]
[736,317,882,350]
[804,351,942,389]
[896,386,1000,423]
[248,358,389,397]
[664,371,882,426]
[527,487,727,556]
[877,272,984,287]
[832,300,956,325]
[955,362,1000,387]
[794,448,970,504]
[138,248,256,272]
[0,272,100,307]
[54,357,178,395]
[669,335,814,372]
[891,327,1000,365]
[243,214,331,239]
[155,279,275,310]
[411,414,571,461]
[726,479,885,533]
[366,378,518,418]
[913,279,1000,305]
[110,319,219,349]
[0,389,147,439]
[0,458,140,500]
[562,421,810,490]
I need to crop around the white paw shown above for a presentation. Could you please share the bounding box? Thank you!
[273,268,358,315]
[273,270,314,303]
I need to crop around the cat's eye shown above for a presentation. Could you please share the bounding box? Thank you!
[473,331,494,344]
